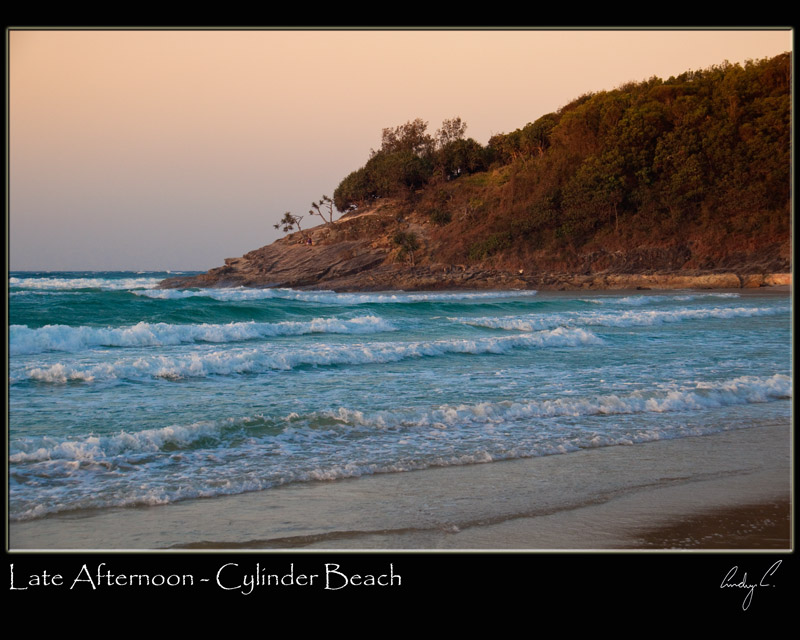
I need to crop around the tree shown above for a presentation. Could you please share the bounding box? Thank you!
[367,149,433,194]
[520,113,559,157]
[435,137,487,180]
[333,167,374,213]
[435,117,467,148]
[309,195,337,225]
[274,212,305,237]
[377,118,434,157]
[562,152,626,236]
[333,118,484,211]
[392,230,420,265]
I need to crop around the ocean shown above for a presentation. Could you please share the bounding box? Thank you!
[7,271,792,539]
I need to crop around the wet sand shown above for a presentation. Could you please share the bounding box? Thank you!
[8,420,791,551]
[635,500,790,549]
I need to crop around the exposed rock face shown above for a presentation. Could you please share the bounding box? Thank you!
[160,202,792,292]
[161,207,398,290]
[161,241,386,289]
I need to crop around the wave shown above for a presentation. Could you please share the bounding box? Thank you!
[134,287,539,305]
[9,372,789,521]
[454,305,788,332]
[324,373,792,430]
[581,292,741,306]
[9,316,396,355]
[9,276,162,291]
[15,327,601,383]
[10,374,789,463]
[9,416,261,464]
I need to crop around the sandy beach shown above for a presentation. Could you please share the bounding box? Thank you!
[8,419,790,552]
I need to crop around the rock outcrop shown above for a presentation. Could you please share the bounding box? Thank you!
[160,201,791,292]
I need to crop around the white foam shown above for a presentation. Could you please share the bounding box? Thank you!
[135,287,539,304]
[9,276,161,291]
[324,374,792,429]
[9,316,396,355]
[9,417,246,463]
[16,327,602,383]
[582,292,741,305]
[455,305,788,332]
[8,373,790,520]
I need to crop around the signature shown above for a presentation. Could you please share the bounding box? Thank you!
[720,560,781,610]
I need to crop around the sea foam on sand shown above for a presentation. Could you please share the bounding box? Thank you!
[8,419,789,551]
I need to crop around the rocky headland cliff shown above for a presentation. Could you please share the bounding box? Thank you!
[159,199,791,292]
[161,53,791,293]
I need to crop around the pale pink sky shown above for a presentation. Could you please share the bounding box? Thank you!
[8,28,793,271]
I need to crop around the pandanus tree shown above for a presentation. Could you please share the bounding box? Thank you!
[274,212,306,238]
[309,195,337,225]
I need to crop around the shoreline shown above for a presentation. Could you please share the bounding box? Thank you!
[158,267,792,293]
[8,420,791,552]
[305,269,793,294]
[155,226,793,293]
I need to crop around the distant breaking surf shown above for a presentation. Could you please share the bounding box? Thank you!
[9,316,396,355]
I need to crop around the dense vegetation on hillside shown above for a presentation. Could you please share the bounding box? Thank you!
[333,116,489,212]
[329,53,791,272]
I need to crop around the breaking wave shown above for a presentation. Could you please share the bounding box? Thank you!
[324,373,791,429]
[582,292,741,305]
[135,287,539,305]
[454,305,788,332]
[9,316,396,355]
[15,327,601,383]
[9,276,162,291]
[10,373,789,467]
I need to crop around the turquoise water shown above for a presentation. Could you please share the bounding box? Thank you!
[8,272,792,522]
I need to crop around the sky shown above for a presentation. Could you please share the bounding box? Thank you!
[7,28,793,271]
